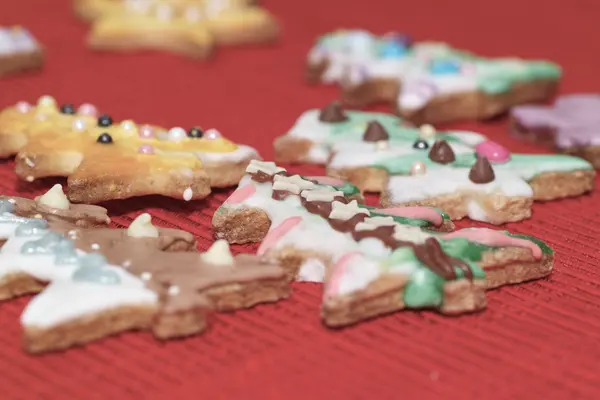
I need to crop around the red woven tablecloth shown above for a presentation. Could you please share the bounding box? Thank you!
[1,0,600,398]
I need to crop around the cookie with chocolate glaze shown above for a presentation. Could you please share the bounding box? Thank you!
[213,160,553,328]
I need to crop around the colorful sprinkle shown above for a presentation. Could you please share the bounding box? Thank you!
[429,59,462,75]
[77,103,98,117]
[167,127,187,142]
[475,140,511,163]
[138,145,154,155]
[204,129,222,140]
[138,125,155,139]
[72,118,87,132]
[15,101,32,113]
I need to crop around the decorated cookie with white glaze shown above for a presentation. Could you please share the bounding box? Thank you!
[0,26,44,78]
[274,103,487,165]
[306,30,561,124]
[213,160,554,326]
[378,139,595,223]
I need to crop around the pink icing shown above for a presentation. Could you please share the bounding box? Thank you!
[224,184,256,205]
[15,101,32,113]
[138,145,154,155]
[441,229,542,259]
[257,216,302,256]
[326,252,361,297]
[139,125,155,139]
[376,207,443,226]
[204,129,222,140]
[306,176,345,187]
[475,140,511,163]
[77,103,98,117]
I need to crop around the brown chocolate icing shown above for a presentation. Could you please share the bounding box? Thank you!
[428,140,456,164]
[62,227,284,316]
[272,190,290,200]
[328,213,368,233]
[264,171,473,281]
[318,102,348,123]
[352,226,397,248]
[468,156,495,184]
[1,196,110,228]
[363,121,389,142]
[250,171,276,183]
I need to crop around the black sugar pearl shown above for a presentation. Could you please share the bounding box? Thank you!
[413,140,429,150]
[97,133,113,144]
[188,127,203,138]
[60,104,76,115]
[97,114,113,127]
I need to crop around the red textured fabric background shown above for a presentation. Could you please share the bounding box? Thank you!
[1,0,600,398]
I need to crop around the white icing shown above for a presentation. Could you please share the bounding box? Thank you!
[37,184,70,210]
[246,160,285,175]
[127,213,159,238]
[273,175,316,191]
[386,165,534,222]
[329,200,369,220]
[0,27,38,55]
[328,139,475,169]
[21,265,158,328]
[222,174,437,283]
[201,240,234,265]
[297,258,326,283]
[192,144,259,164]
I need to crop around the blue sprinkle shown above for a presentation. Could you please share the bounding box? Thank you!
[429,59,462,75]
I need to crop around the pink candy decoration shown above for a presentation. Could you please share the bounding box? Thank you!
[77,103,98,117]
[138,145,154,155]
[224,184,256,205]
[138,125,155,139]
[257,216,302,256]
[376,207,443,226]
[15,101,32,113]
[204,129,222,140]
[475,140,511,163]
[441,229,542,259]
[325,252,361,297]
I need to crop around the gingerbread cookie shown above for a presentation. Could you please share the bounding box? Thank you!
[0,206,195,302]
[0,96,103,158]
[2,96,259,203]
[0,26,43,78]
[0,184,110,229]
[86,0,278,58]
[213,160,554,326]
[510,94,600,168]
[275,105,594,222]
[306,30,561,124]
[274,102,485,170]
[0,205,288,353]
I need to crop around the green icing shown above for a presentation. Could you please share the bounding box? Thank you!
[359,205,449,228]
[476,61,562,94]
[508,233,553,255]
[324,110,464,145]
[375,150,592,177]
[332,181,360,197]
[403,268,445,308]
[380,245,485,308]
